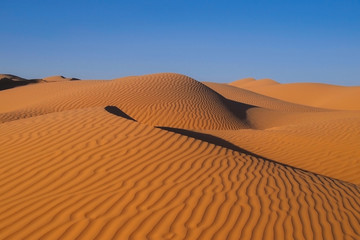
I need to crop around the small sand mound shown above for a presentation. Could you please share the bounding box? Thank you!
[229,78,279,88]
[228,77,256,86]
[42,75,80,82]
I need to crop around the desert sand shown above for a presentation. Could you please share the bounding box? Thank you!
[0,73,359,239]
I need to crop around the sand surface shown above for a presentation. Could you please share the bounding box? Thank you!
[0,73,359,239]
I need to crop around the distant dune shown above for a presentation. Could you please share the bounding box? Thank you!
[0,74,80,91]
[42,75,80,82]
[230,78,280,88]
[0,74,43,90]
[0,73,359,239]
[231,78,360,110]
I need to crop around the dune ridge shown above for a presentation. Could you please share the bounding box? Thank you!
[0,73,359,239]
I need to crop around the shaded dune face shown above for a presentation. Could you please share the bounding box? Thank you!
[0,74,42,90]
[0,74,79,91]
[0,73,360,239]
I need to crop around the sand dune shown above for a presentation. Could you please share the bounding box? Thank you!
[202,82,360,183]
[0,74,43,90]
[231,78,360,110]
[0,73,248,129]
[203,82,322,112]
[0,74,80,91]
[0,73,359,239]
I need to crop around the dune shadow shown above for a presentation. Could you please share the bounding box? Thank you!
[156,126,321,175]
[105,106,136,121]
[104,106,344,181]
[224,98,255,120]
[0,78,40,91]
[157,126,255,154]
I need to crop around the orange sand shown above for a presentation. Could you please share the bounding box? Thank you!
[0,73,359,239]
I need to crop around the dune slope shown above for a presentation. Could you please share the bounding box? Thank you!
[202,112,360,184]
[0,108,359,240]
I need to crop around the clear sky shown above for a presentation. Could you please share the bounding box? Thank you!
[1,0,359,85]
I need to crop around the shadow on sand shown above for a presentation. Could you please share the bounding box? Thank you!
[105,106,137,121]
[105,105,349,183]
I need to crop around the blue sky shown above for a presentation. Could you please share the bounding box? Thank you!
[1,0,359,85]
